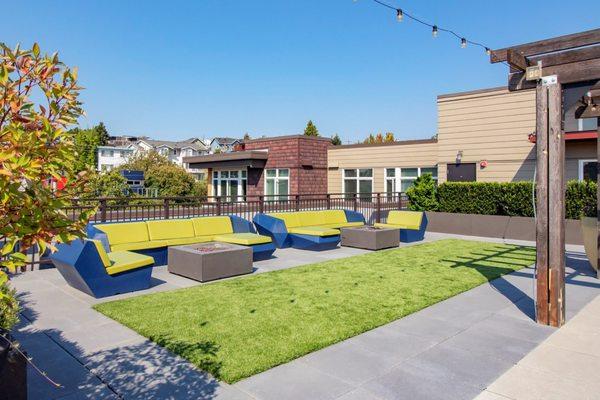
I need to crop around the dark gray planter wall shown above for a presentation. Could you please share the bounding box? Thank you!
[425,211,583,245]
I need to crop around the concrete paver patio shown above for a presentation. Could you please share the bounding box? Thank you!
[10,233,600,399]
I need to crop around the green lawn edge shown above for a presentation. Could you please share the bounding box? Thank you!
[94,239,535,383]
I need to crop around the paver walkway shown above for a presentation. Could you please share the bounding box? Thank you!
[10,234,600,399]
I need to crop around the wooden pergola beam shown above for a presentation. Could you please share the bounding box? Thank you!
[508,58,600,91]
[491,28,600,63]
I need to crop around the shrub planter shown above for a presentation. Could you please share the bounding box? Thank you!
[425,211,583,245]
[0,331,27,400]
[581,217,598,271]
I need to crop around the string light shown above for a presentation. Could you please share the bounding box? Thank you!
[396,9,403,22]
[367,0,506,63]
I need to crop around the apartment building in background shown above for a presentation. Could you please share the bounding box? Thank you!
[328,85,598,195]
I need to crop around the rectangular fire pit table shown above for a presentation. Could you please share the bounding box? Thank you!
[168,242,253,282]
[340,225,400,250]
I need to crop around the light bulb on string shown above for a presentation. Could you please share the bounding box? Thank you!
[485,47,492,55]
[396,9,403,22]
[432,25,438,38]
[461,38,467,48]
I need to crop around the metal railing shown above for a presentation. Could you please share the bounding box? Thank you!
[63,192,409,225]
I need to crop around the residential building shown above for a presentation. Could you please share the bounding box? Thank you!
[97,145,135,172]
[209,137,242,154]
[136,138,210,179]
[184,135,331,200]
[328,85,598,195]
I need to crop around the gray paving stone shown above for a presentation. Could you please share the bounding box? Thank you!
[336,387,383,400]
[236,361,355,400]
[404,342,515,390]
[299,341,398,385]
[345,327,437,363]
[363,362,481,400]
[383,313,465,342]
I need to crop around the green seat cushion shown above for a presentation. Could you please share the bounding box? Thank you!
[106,251,154,275]
[385,211,423,230]
[192,217,233,237]
[269,213,301,229]
[323,221,364,229]
[214,233,272,245]
[89,239,111,267]
[110,240,168,252]
[146,219,195,241]
[96,222,149,245]
[165,236,213,246]
[321,210,348,225]
[288,226,340,237]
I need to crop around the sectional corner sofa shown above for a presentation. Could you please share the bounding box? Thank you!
[49,239,154,298]
[253,209,365,250]
[374,210,428,242]
[87,215,276,265]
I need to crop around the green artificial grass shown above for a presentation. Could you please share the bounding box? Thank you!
[94,239,535,383]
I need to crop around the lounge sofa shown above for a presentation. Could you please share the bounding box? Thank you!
[374,210,428,242]
[50,239,154,298]
[253,209,365,250]
[87,215,276,265]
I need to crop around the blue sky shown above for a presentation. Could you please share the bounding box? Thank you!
[4,1,599,143]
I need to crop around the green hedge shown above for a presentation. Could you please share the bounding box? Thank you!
[411,180,596,219]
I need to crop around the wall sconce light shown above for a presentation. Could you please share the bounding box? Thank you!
[480,160,488,169]
[456,150,463,164]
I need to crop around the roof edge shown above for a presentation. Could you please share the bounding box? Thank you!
[329,138,437,150]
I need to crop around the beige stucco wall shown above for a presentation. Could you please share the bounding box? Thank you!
[327,140,438,193]
[437,87,537,183]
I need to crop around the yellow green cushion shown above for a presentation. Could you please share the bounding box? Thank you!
[105,251,153,275]
[323,221,364,229]
[214,233,272,245]
[192,217,233,236]
[296,211,322,227]
[166,236,212,246]
[96,222,149,245]
[288,226,340,237]
[269,213,301,229]
[110,240,168,252]
[89,240,111,267]
[146,219,195,241]
[321,210,348,225]
[386,211,423,230]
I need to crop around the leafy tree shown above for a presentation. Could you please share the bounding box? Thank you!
[331,133,342,146]
[375,133,384,143]
[96,121,109,145]
[72,127,100,172]
[364,134,376,144]
[303,120,319,137]
[121,151,207,198]
[243,132,251,140]
[384,132,395,142]
[0,273,18,331]
[406,173,438,211]
[0,42,92,273]
[85,170,129,198]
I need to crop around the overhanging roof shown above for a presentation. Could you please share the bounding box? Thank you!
[184,150,268,169]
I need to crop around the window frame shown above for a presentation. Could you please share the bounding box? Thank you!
[342,168,374,200]
[578,159,597,181]
[264,168,290,199]
[212,169,248,201]
[384,166,438,194]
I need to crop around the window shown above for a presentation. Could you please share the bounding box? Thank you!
[579,159,597,182]
[343,169,373,200]
[212,169,247,201]
[563,83,598,132]
[384,167,438,193]
[265,169,289,199]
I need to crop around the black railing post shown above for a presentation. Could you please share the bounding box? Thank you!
[259,195,264,214]
[326,194,331,210]
[216,196,222,216]
[353,193,358,212]
[398,192,402,210]
[376,192,381,223]
[164,198,170,219]
[295,194,300,211]
[99,198,107,222]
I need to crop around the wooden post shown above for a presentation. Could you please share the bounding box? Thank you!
[164,198,170,220]
[535,80,565,327]
[99,198,107,223]
[548,82,565,327]
[376,193,381,223]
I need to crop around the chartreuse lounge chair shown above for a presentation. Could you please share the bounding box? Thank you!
[374,210,428,242]
[50,239,154,298]
[87,215,275,265]
[253,209,365,250]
